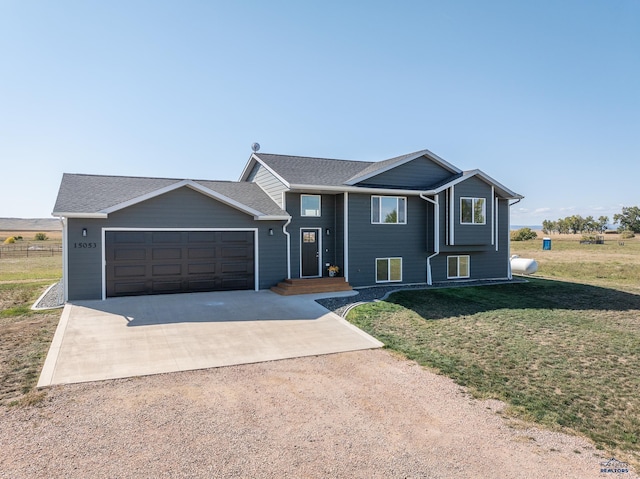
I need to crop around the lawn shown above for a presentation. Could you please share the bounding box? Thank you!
[0,235,62,407]
[347,233,640,467]
[512,232,640,294]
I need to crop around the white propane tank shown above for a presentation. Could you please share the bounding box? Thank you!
[510,255,538,275]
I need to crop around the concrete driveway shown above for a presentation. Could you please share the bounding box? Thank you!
[37,290,382,387]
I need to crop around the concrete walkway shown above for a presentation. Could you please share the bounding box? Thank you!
[37,290,383,387]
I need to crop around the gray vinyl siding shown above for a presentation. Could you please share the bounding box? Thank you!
[250,163,287,208]
[357,156,453,189]
[451,176,494,246]
[430,196,511,282]
[430,248,509,282]
[66,186,287,300]
[347,193,428,287]
[286,193,337,278]
[335,194,345,273]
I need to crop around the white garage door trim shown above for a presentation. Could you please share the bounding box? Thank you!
[101,227,259,300]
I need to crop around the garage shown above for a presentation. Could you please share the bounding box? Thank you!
[105,230,255,297]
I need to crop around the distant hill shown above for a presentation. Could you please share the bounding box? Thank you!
[0,218,61,231]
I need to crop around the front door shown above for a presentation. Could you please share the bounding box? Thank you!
[301,229,320,277]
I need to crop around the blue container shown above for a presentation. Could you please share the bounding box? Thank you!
[543,237,551,250]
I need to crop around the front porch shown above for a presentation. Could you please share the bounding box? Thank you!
[270,277,353,296]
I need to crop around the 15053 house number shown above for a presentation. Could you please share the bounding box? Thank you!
[74,242,97,248]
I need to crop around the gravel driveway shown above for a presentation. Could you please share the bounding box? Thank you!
[1,349,619,478]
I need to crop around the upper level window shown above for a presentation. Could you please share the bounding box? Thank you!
[460,197,485,224]
[301,195,321,217]
[371,196,406,224]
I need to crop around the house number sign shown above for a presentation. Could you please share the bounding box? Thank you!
[73,242,97,248]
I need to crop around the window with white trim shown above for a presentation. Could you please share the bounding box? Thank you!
[301,195,321,217]
[371,196,406,224]
[460,197,485,224]
[376,257,402,282]
[447,255,470,279]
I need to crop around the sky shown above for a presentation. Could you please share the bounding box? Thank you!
[1,1,638,225]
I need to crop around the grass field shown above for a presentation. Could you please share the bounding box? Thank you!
[0,231,62,406]
[512,232,640,294]
[348,232,640,467]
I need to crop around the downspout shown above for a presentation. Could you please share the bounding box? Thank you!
[507,198,523,279]
[282,218,292,279]
[343,192,349,282]
[420,193,439,285]
[60,217,68,302]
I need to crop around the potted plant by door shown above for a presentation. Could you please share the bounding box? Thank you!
[328,265,340,277]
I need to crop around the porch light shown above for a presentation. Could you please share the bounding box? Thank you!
[82,228,87,237]
[269,228,274,236]
[326,228,330,236]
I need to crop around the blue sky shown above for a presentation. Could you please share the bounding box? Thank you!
[1,1,638,225]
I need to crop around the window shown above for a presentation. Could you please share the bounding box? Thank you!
[447,255,470,279]
[371,196,406,224]
[376,258,402,282]
[460,197,485,224]
[301,195,321,217]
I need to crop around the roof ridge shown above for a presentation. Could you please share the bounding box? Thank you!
[257,152,373,164]
[63,172,185,182]
[62,173,253,184]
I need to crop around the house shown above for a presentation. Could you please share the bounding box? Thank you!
[52,149,523,301]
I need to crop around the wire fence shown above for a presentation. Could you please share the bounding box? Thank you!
[0,243,63,258]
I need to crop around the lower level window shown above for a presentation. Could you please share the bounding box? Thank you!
[376,257,402,283]
[447,255,470,279]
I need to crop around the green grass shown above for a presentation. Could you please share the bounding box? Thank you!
[0,254,62,406]
[0,255,62,281]
[511,234,640,292]
[347,278,640,466]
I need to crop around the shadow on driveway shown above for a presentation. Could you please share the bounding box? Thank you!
[37,290,381,387]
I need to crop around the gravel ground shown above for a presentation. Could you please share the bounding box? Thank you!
[0,349,623,479]
[32,281,64,310]
[317,279,528,317]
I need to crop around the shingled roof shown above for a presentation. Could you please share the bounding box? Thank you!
[53,173,289,219]
[250,153,371,186]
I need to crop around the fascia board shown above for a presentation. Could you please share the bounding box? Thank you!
[51,212,109,218]
[238,153,291,188]
[472,170,523,199]
[101,179,189,214]
[185,181,270,217]
[100,179,276,219]
[238,153,259,181]
[254,215,291,221]
[344,149,462,186]
[429,170,523,199]
[289,184,427,196]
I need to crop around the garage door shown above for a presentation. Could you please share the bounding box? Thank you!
[105,230,255,297]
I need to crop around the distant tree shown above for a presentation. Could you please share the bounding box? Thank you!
[567,215,586,234]
[542,220,555,235]
[557,218,570,234]
[34,232,48,241]
[511,227,538,241]
[597,216,609,234]
[614,206,640,233]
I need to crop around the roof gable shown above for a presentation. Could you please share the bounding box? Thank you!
[245,153,371,186]
[430,170,522,199]
[53,174,289,219]
[345,149,461,186]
